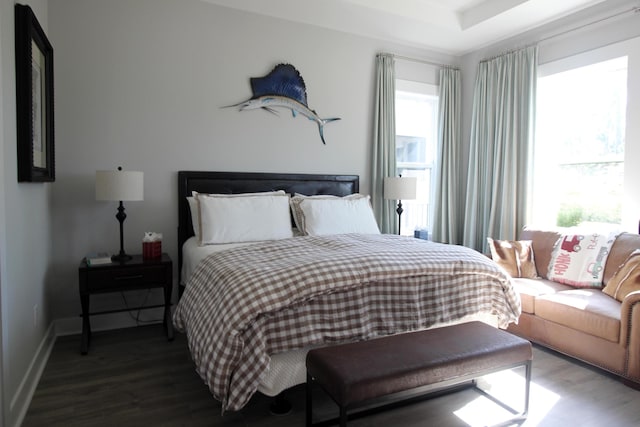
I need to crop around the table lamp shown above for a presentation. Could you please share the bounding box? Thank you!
[96,167,144,262]
[384,175,417,235]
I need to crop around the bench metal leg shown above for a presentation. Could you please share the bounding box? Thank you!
[308,373,350,427]
[306,373,313,427]
[523,359,531,417]
[473,360,531,426]
[339,405,347,427]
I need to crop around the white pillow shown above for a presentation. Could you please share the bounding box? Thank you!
[187,190,285,241]
[290,193,367,234]
[197,192,293,244]
[298,196,380,236]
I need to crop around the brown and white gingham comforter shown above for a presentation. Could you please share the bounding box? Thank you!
[173,233,520,411]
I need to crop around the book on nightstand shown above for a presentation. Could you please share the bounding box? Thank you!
[86,252,112,266]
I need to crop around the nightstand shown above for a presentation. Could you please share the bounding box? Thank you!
[78,253,174,354]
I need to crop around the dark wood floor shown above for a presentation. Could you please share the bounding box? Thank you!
[23,325,640,426]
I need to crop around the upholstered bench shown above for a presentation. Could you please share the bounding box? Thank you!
[305,321,532,427]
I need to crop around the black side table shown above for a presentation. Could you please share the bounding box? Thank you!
[78,253,174,354]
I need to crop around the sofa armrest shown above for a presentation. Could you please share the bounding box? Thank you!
[620,290,640,346]
[620,290,640,380]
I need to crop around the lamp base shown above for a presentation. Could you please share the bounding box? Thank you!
[111,253,132,262]
[113,200,131,263]
[396,200,404,235]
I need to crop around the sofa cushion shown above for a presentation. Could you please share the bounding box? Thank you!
[511,278,573,314]
[487,238,538,278]
[602,249,640,302]
[535,289,621,342]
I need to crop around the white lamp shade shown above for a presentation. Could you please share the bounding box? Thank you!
[384,176,417,200]
[95,170,144,201]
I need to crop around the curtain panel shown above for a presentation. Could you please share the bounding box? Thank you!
[463,46,538,252]
[433,67,462,244]
[371,54,397,234]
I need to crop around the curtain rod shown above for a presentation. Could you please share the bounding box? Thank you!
[481,5,639,62]
[384,6,639,66]
[538,6,640,45]
[379,52,459,70]
[480,44,537,63]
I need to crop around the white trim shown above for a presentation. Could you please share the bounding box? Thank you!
[539,36,638,75]
[396,79,438,96]
[8,322,55,427]
[535,36,640,232]
[9,311,166,427]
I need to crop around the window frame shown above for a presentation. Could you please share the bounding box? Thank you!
[532,48,630,229]
[395,79,439,235]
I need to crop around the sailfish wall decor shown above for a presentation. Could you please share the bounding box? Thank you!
[228,63,340,144]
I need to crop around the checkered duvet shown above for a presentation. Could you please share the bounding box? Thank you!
[173,233,521,411]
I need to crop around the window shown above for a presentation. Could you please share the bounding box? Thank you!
[395,80,438,236]
[532,56,627,229]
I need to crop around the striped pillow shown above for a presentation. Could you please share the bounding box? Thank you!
[487,238,538,278]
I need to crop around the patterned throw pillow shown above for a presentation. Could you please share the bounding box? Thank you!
[487,238,538,278]
[547,232,618,288]
[602,249,640,302]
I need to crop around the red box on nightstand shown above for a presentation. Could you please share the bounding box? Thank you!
[142,241,162,260]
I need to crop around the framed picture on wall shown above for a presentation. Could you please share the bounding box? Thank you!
[15,4,55,182]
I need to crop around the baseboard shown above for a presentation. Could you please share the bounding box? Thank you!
[8,322,56,427]
[9,308,166,427]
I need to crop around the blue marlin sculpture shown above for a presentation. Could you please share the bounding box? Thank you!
[229,64,340,144]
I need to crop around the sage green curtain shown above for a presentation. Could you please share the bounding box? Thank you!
[463,46,538,251]
[432,67,462,244]
[371,54,397,234]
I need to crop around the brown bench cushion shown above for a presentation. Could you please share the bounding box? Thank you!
[306,321,532,407]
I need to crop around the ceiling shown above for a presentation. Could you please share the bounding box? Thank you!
[201,0,610,55]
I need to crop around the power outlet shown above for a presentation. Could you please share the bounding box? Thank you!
[33,304,38,327]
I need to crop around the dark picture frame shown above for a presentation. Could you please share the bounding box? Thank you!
[15,4,55,182]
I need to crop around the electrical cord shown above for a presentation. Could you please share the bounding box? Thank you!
[120,289,164,325]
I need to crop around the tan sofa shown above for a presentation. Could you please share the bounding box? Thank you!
[506,227,640,387]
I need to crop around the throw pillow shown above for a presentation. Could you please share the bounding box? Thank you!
[487,238,538,278]
[547,232,618,288]
[289,193,367,234]
[197,192,293,245]
[602,249,640,302]
[298,196,380,236]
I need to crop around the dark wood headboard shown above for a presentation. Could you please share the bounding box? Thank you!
[177,171,359,273]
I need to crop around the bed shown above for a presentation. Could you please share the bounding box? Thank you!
[173,171,521,412]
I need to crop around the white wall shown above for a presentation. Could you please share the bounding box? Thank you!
[5,0,638,425]
[459,0,640,232]
[47,0,452,328]
[0,1,453,422]
[0,4,6,422]
[1,1,56,426]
